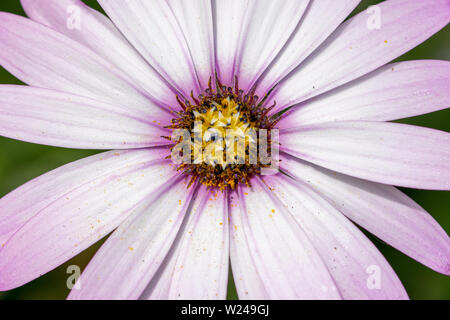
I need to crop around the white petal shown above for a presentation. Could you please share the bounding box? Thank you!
[257,0,360,96]
[235,0,310,91]
[269,0,450,112]
[214,0,252,86]
[228,192,268,300]
[0,85,169,149]
[98,0,201,97]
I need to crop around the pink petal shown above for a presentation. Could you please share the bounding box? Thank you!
[229,177,341,299]
[141,186,229,300]
[1,149,162,245]
[68,177,197,300]
[20,0,178,110]
[98,0,201,97]
[0,13,168,119]
[167,0,215,91]
[234,0,310,91]
[0,85,169,149]
[270,0,450,112]
[281,121,450,190]
[257,0,360,96]
[0,148,177,291]
[281,154,450,275]
[281,60,450,126]
[267,175,408,299]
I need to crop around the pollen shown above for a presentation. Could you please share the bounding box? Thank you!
[166,75,279,190]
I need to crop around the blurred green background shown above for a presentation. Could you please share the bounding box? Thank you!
[0,0,448,300]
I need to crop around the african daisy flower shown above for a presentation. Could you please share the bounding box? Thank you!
[0,0,449,300]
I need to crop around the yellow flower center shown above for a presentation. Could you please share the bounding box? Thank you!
[191,97,256,169]
[166,76,279,190]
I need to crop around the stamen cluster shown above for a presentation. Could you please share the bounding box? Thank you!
[166,76,279,189]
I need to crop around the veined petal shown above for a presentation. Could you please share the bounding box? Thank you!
[281,60,450,126]
[0,13,167,119]
[257,0,360,96]
[167,0,215,91]
[0,85,169,149]
[141,186,229,300]
[281,121,450,190]
[270,0,450,112]
[267,175,408,299]
[234,0,310,92]
[228,192,268,300]
[214,0,252,86]
[0,148,177,291]
[229,178,341,299]
[68,177,197,300]
[20,0,178,110]
[281,154,450,275]
[0,149,165,246]
[98,0,200,97]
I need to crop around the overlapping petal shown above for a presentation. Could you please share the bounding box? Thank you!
[141,186,229,300]
[266,175,408,299]
[98,0,201,97]
[68,176,197,300]
[233,0,310,92]
[280,60,450,126]
[280,154,450,275]
[229,177,341,299]
[281,121,450,190]
[269,0,450,112]
[0,148,177,291]
[228,192,269,300]
[0,12,168,118]
[0,85,169,149]
[0,0,446,301]
[167,0,215,91]
[20,0,179,110]
[256,0,360,96]
[214,0,252,86]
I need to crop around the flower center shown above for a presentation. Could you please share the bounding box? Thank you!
[166,76,279,190]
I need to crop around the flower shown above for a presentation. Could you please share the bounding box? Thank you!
[0,0,449,300]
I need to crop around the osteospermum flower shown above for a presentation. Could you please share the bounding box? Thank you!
[0,0,449,300]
